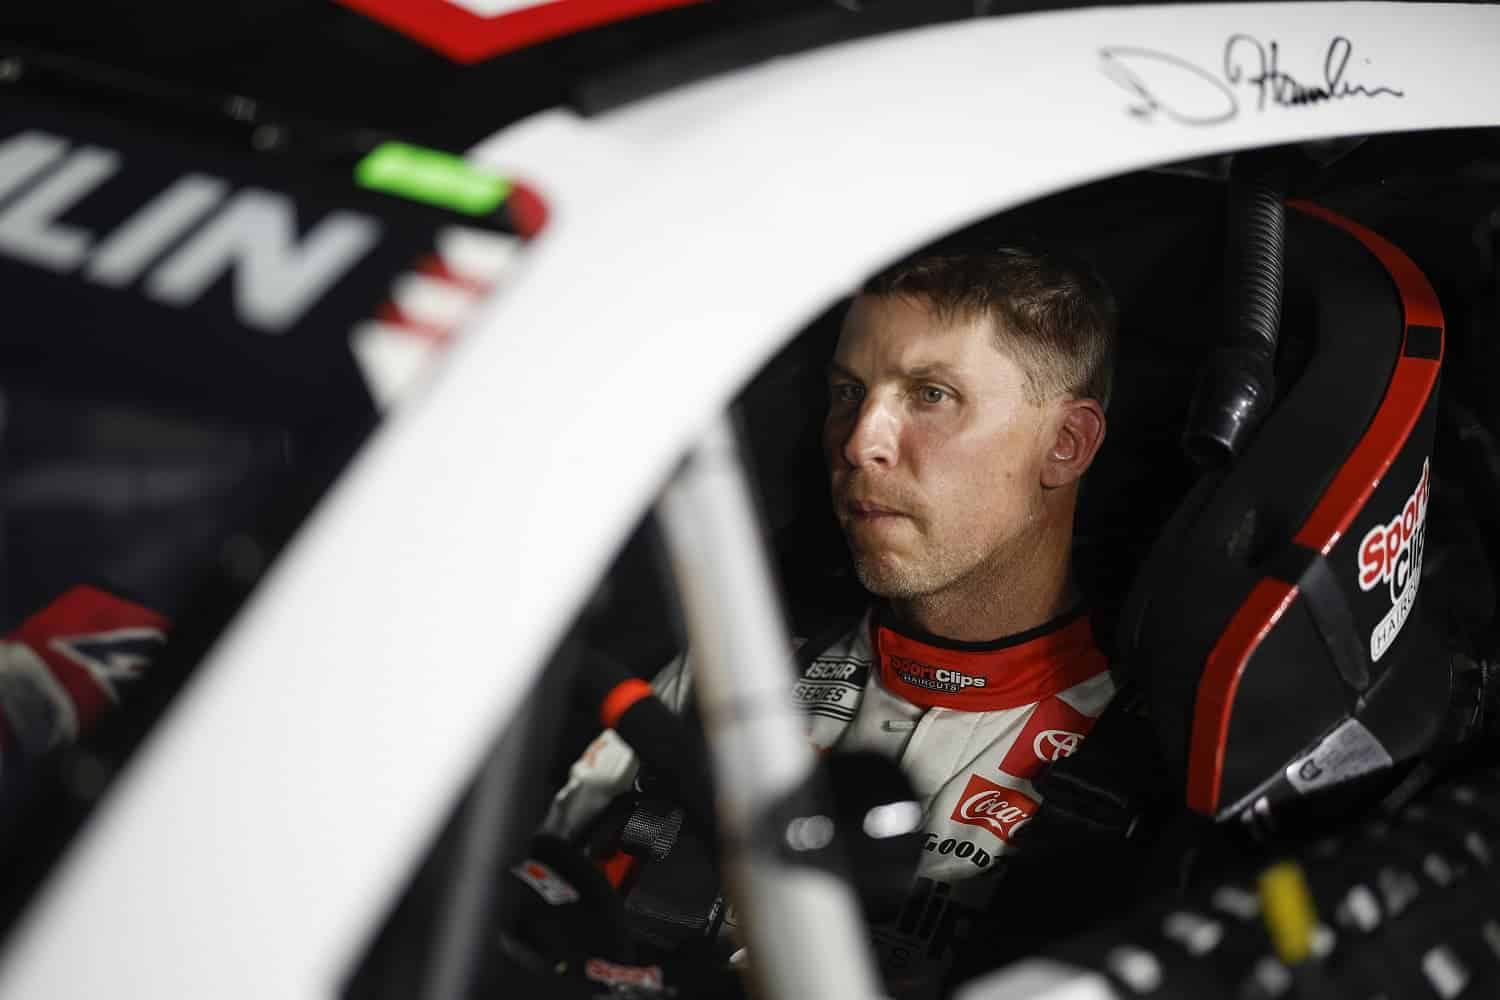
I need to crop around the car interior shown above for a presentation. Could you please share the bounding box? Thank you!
[2,107,1500,996]
[341,131,1500,995]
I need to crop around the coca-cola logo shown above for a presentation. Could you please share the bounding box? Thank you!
[950,773,1038,842]
[1033,729,1083,762]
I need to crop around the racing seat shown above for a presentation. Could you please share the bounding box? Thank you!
[1116,200,1449,827]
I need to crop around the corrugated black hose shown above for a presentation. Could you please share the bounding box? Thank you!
[1183,172,1288,466]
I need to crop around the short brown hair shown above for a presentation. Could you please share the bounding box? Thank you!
[861,247,1117,409]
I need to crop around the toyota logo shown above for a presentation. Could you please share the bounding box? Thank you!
[1033,729,1083,761]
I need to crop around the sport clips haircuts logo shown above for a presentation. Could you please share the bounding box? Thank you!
[950,774,1037,842]
[889,654,986,694]
[1357,458,1429,662]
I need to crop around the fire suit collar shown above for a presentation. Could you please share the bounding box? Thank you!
[871,607,1108,711]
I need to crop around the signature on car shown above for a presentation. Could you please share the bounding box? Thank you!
[1099,35,1405,126]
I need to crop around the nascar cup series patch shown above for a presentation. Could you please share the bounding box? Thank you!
[1357,458,1429,662]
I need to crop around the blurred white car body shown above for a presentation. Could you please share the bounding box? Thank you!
[2,2,1499,996]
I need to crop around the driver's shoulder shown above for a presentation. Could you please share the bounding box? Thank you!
[651,609,875,712]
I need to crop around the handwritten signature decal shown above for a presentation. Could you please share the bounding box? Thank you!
[1100,35,1404,126]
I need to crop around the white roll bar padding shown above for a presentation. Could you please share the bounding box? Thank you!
[657,415,885,1000]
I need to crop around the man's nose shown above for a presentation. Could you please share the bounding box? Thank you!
[840,399,899,468]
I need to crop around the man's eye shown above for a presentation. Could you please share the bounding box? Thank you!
[831,383,864,404]
[918,386,950,405]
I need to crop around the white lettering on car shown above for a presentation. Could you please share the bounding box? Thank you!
[0,129,381,334]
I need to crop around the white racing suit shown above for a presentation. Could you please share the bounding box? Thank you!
[544,605,1115,990]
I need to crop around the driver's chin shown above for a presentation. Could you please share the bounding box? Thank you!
[851,549,939,600]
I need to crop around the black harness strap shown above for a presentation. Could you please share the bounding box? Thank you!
[1017,683,1167,848]
[1264,543,1371,699]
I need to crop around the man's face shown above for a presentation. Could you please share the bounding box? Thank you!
[824,294,1054,599]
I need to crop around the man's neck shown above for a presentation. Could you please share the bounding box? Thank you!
[885,513,1077,644]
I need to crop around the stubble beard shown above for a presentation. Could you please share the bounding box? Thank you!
[848,521,1013,601]
[850,538,965,599]
[846,497,1044,603]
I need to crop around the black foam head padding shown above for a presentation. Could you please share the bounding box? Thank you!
[1118,205,1446,818]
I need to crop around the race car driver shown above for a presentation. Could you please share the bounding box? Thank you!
[543,247,1119,991]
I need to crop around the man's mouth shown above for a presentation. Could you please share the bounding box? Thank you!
[846,500,908,521]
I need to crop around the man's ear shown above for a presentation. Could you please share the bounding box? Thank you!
[1040,398,1106,490]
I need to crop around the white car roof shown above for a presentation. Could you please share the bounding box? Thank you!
[4,2,1499,995]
